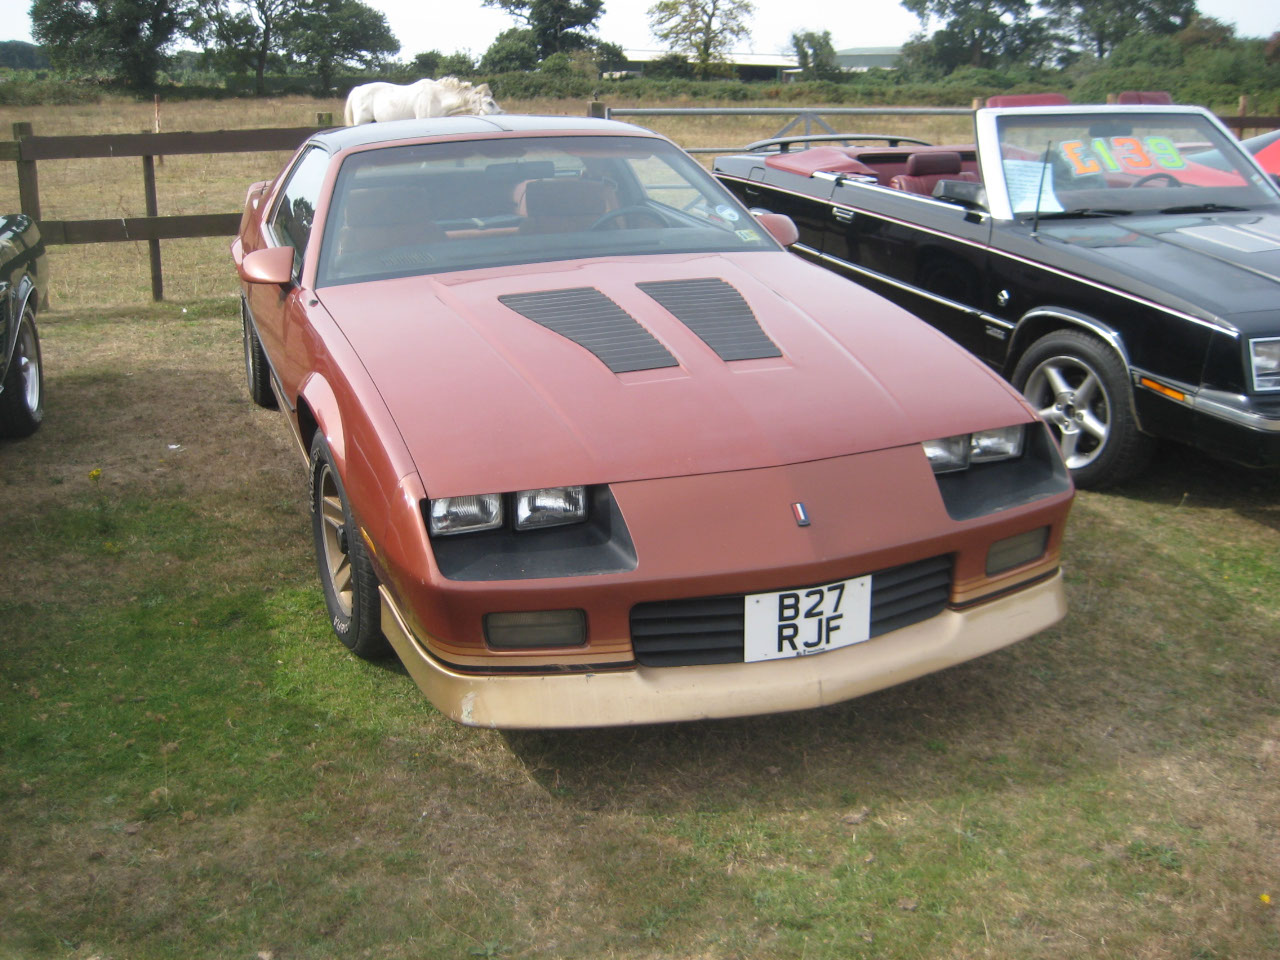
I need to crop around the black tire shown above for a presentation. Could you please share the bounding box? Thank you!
[1012,328,1154,489]
[0,301,44,438]
[309,433,390,659]
[242,298,277,409]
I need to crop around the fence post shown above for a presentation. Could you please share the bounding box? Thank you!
[1239,95,1251,136]
[13,122,40,222]
[142,154,164,302]
[588,100,606,119]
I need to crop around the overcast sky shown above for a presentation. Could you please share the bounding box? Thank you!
[0,0,1275,62]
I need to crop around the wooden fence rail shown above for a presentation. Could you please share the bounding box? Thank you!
[4,104,1279,302]
[5,116,333,300]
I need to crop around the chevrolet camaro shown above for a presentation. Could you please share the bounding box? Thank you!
[232,115,1074,728]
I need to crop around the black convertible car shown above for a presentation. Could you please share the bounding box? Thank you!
[714,104,1280,487]
[0,214,46,439]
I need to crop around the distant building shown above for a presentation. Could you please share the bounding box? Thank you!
[834,47,902,71]
[616,49,799,82]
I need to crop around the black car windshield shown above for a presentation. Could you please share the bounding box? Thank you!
[317,135,776,286]
[992,111,1278,218]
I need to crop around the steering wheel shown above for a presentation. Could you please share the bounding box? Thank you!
[1133,171,1183,188]
[589,205,668,230]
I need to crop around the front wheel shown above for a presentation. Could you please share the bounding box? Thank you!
[1011,329,1153,489]
[0,302,44,438]
[309,433,390,659]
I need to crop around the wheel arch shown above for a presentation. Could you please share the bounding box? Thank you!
[1008,306,1148,436]
[296,375,344,471]
[1006,307,1133,378]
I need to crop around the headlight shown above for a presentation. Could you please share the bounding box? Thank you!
[428,493,503,536]
[515,486,587,530]
[427,486,588,536]
[923,425,1025,474]
[1250,338,1280,391]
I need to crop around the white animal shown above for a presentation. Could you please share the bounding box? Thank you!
[343,77,501,125]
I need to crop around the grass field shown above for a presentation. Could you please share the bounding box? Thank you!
[1,97,1278,959]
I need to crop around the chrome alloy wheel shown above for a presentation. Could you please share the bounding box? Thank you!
[316,461,354,619]
[15,314,40,414]
[1023,353,1111,471]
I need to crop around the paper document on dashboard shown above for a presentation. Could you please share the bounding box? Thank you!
[1003,160,1065,214]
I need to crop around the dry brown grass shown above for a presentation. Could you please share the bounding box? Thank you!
[0,96,970,310]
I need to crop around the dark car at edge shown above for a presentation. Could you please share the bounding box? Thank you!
[714,104,1280,487]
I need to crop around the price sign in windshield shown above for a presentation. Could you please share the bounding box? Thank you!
[1059,136,1187,178]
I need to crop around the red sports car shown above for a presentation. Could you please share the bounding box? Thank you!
[232,115,1074,728]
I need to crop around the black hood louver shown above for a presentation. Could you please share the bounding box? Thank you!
[498,287,678,374]
[637,278,782,362]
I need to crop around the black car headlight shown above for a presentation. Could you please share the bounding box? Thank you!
[1250,337,1280,392]
[923,425,1026,474]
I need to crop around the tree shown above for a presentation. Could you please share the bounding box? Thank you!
[480,27,539,72]
[791,30,840,80]
[191,0,294,95]
[647,0,753,79]
[280,0,397,94]
[482,0,604,57]
[31,0,190,90]
[900,0,1034,69]
[0,40,51,70]
[416,50,477,76]
[1041,0,1197,59]
[593,40,627,73]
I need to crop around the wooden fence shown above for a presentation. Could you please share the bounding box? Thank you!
[2,114,334,301]
[4,103,1279,301]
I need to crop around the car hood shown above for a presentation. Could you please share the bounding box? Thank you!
[1035,208,1280,330]
[318,252,1029,497]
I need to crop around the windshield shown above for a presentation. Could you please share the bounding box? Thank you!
[317,135,776,286]
[990,111,1278,218]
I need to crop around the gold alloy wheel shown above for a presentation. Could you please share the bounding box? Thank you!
[317,462,354,619]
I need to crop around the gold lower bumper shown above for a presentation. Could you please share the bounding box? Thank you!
[379,572,1066,729]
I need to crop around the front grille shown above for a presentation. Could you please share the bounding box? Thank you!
[630,555,953,667]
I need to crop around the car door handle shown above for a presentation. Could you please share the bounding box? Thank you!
[832,207,854,224]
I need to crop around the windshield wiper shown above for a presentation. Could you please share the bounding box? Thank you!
[1027,208,1132,220]
[1158,202,1250,215]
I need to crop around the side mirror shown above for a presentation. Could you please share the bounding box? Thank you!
[933,180,988,211]
[754,212,799,247]
[238,246,295,285]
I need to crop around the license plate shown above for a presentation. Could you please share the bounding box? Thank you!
[744,575,871,663]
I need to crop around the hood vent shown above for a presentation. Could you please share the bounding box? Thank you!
[499,287,678,374]
[638,278,782,362]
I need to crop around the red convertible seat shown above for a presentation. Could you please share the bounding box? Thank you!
[1115,90,1173,105]
[888,152,980,195]
[764,147,876,178]
[985,93,1071,107]
[516,178,617,232]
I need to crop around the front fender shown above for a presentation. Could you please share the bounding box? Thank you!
[1008,306,1133,375]
[298,373,345,469]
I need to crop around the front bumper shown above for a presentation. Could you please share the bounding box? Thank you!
[378,570,1066,729]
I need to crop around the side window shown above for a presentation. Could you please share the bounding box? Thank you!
[269,147,330,276]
